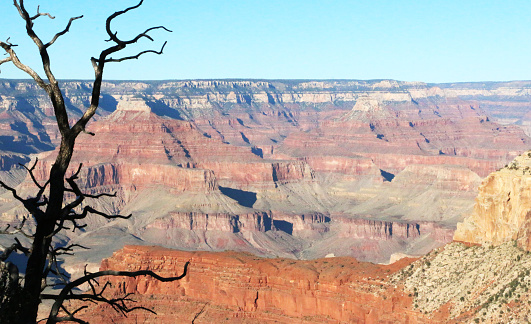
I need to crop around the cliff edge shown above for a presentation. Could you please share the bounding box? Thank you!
[454,150,531,250]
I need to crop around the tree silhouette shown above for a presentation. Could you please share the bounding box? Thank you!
[0,1,188,323]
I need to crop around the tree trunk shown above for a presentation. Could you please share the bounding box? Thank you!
[21,138,74,323]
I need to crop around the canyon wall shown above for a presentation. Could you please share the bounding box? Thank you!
[76,245,423,324]
[4,79,531,322]
[455,150,531,250]
[1,79,530,265]
[1,79,530,156]
[78,240,531,323]
[66,151,531,323]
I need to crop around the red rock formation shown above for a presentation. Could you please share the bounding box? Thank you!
[76,245,429,323]
[278,97,529,177]
[5,80,530,268]
[300,155,380,177]
[198,159,314,189]
[270,211,330,234]
[33,162,216,194]
[359,152,510,178]
[32,99,315,194]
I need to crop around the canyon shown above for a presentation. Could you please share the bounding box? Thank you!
[0,79,530,272]
[1,79,531,322]
[74,151,531,323]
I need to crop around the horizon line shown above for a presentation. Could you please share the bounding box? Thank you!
[2,78,531,85]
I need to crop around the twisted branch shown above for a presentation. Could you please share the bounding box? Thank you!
[73,0,171,137]
[0,178,46,222]
[30,5,55,20]
[45,15,83,48]
[104,41,168,63]
[44,261,190,323]
[0,237,30,261]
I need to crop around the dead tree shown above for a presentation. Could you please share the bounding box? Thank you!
[0,1,188,323]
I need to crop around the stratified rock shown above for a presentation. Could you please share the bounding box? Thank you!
[75,245,424,323]
[278,96,528,177]
[3,79,531,265]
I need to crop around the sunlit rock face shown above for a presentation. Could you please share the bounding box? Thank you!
[277,96,527,178]
[455,151,531,251]
[74,242,531,323]
[73,245,424,324]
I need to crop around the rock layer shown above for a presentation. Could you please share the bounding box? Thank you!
[77,242,531,323]
[76,245,423,323]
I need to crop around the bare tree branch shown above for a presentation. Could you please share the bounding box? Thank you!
[72,0,171,137]
[53,244,89,257]
[13,0,71,134]
[0,41,49,90]
[49,304,89,324]
[104,41,168,63]
[65,206,132,222]
[56,164,131,228]
[105,0,145,44]
[0,180,23,202]
[192,302,209,324]
[45,261,190,323]
[45,15,83,48]
[0,179,46,222]
[0,218,34,241]
[20,158,49,191]
[30,5,55,20]
[77,192,117,199]
[105,26,172,44]
[0,56,13,67]
[0,237,30,272]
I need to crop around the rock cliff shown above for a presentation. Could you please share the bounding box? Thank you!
[455,151,531,250]
[76,245,424,323]
[76,242,531,323]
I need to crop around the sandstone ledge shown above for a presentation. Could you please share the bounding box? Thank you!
[76,245,426,323]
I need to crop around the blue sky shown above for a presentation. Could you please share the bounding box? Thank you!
[1,0,530,82]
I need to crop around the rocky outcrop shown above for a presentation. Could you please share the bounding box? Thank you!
[270,212,330,234]
[76,245,424,323]
[297,216,455,263]
[300,155,381,177]
[198,160,314,190]
[146,211,273,233]
[360,152,512,178]
[393,163,482,191]
[454,151,531,250]
[2,79,531,156]
[31,100,315,195]
[75,234,531,323]
[335,217,421,240]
